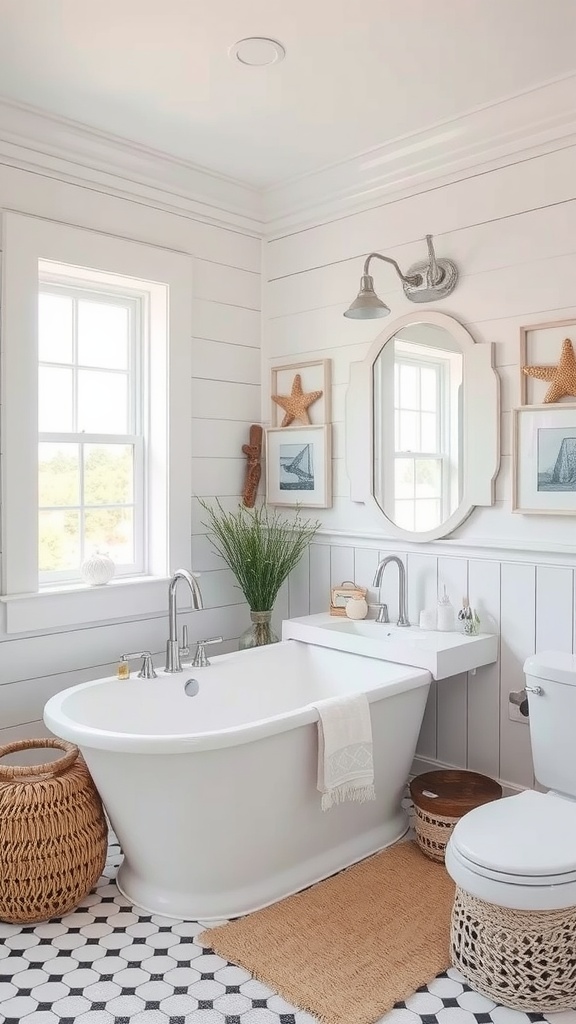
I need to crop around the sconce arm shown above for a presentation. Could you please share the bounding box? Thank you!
[425,233,442,285]
[363,251,422,287]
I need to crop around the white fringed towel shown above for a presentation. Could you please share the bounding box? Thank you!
[312,694,376,811]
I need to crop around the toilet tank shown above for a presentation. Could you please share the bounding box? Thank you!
[524,652,576,797]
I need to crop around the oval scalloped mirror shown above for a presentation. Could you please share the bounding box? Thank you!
[345,311,500,542]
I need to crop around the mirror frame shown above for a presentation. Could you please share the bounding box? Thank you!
[345,311,500,542]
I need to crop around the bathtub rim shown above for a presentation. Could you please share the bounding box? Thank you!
[44,644,431,755]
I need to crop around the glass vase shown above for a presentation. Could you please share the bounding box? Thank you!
[239,610,279,650]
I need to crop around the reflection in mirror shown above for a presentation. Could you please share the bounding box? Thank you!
[373,323,463,534]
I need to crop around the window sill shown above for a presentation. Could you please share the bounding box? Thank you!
[1,575,171,635]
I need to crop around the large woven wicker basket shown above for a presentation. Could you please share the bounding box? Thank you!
[451,886,576,1011]
[410,769,502,862]
[0,738,108,923]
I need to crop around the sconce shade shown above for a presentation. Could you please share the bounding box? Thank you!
[343,274,391,319]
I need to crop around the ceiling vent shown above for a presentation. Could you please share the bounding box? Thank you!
[229,37,286,67]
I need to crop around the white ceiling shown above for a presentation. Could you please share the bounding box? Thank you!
[1,0,576,189]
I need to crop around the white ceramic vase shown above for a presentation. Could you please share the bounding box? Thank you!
[81,551,115,586]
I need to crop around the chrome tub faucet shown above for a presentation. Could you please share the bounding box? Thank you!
[165,569,204,672]
[373,556,410,627]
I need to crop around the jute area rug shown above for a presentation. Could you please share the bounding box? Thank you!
[200,840,455,1024]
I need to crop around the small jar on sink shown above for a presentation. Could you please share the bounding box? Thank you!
[345,596,369,620]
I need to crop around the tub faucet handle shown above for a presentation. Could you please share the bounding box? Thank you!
[192,636,223,668]
[120,651,157,679]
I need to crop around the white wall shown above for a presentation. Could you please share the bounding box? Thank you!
[263,143,576,789]
[4,130,576,793]
[0,164,261,747]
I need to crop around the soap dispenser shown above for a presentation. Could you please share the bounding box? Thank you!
[437,586,455,632]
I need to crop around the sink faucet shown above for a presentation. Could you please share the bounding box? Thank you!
[165,569,204,672]
[373,556,410,627]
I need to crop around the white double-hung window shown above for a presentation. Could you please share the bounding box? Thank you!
[38,277,144,582]
[1,214,192,633]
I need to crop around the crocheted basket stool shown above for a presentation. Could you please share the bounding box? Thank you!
[409,769,502,863]
[0,738,108,923]
[451,886,576,1012]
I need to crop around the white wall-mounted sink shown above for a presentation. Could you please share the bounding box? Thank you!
[282,612,498,680]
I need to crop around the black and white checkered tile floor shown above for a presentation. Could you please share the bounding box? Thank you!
[0,836,572,1024]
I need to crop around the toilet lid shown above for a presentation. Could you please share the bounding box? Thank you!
[450,789,576,879]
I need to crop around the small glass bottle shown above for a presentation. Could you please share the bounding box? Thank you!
[437,587,455,632]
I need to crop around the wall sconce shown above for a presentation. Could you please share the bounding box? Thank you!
[343,234,458,319]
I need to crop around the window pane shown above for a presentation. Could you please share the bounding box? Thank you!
[84,508,134,565]
[394,500,415,531]
[420,367,437,412]
[77,370,128,432]
[39,443,79,507]
[415,459,441,498]
[39,510,80,571]
[399,364,419,409]
[421,412,437,449]
[399,410,419,451]
[78,301,129,369]
[415,499,441,531]
[84,444,134,506]
[39,366,73,432]
[38,293,73,364]
[395,458,414,499]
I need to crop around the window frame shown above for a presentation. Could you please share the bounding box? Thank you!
[38,278,145,583]
[1,213,193,634]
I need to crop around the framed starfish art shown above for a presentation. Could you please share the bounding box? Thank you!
[520,318,576,405]
[270,359,331,427]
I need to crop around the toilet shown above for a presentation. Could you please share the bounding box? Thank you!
[445,651,576,1013]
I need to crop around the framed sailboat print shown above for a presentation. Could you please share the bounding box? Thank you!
[265,425,332,508]
[513,404,576,514]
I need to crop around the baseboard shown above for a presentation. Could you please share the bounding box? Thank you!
[411,755,527,798]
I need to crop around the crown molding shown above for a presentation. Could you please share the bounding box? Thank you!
[0,97,264,235]
[263,73,576,237]
[2,75,576,239]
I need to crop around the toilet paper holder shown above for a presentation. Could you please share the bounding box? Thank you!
[509,689,530,717]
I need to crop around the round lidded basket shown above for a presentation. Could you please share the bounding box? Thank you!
[409,769,502,863]
[0,738,108,923]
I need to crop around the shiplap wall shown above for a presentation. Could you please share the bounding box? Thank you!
[0,163,260,748]
[5,136,576,791]
[263,143,576,790]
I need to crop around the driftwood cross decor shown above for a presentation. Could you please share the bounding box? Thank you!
[242,424,263,508]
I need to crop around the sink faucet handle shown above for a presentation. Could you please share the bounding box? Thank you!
[120,651,157,679]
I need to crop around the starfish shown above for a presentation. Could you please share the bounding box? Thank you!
[272,373,323,426]
[522,338,576,403]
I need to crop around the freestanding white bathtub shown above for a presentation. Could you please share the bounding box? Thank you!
[44,640,430,920]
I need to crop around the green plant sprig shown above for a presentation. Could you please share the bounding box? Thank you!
[199,499,320,612]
